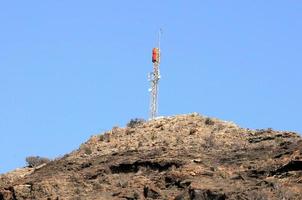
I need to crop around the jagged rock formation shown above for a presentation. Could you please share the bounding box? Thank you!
[1,113,302,200]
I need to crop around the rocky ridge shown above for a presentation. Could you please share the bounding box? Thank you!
[0,113,302,199]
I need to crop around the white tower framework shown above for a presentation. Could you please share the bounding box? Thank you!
[149,30,162,120]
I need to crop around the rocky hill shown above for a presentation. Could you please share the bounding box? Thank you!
[1,113,302,200]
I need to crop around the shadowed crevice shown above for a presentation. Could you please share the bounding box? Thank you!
[273,160,302,175]
[110,160,182,174]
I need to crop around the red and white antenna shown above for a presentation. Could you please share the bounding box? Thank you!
[149,29,162,119]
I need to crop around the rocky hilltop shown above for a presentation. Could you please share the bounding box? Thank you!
[1,113,302,200]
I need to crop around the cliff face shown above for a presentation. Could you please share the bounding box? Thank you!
[1,113,302,200]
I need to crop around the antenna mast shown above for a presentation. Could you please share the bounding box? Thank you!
[149,29,162,120]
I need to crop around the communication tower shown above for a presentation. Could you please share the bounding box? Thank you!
[148,30,162,120]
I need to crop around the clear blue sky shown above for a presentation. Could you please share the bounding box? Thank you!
[1,1,301,173]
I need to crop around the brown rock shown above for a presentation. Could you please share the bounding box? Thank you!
[0,114,301,199]
[13,185,32,200]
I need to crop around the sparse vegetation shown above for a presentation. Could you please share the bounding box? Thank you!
[201,133,216,150]
[127,118,145,128]
[205,117,215,125]
[112,126,119,134]
[138,141,143,147]
[1,114,301,199]
[151,133,157,141]
[189,128,197,135]
[248,190,268,200]
[176,136,183,144]
[99,134,104,141]
[26,156,50,168]
[275,183,297,200]
[267,128,273,132]
[104,132,111,142]
[125,128,135,135]
[82,146,93,155]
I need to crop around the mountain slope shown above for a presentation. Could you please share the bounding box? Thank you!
[1,113,302,200]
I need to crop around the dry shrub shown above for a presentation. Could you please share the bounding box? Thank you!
[82,145,93,155]
[205,117,215,126]
[201,133,216,151]
[112,126,119,134]
[125,128,135,135]
[274,183,298,200]
[99,134,104,141]
[127,118,145,128]
[247,190,268,200]
[26,156,50,168]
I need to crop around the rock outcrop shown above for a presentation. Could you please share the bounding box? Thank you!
[1,113,302,199]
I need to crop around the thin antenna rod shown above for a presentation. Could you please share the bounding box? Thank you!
[158,28,163,49]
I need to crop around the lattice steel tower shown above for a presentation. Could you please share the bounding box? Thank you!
[148,30,162,120]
